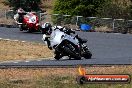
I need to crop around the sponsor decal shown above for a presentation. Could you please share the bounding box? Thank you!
[77,66,131,84]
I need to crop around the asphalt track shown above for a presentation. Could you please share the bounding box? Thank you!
[0,27,132,67]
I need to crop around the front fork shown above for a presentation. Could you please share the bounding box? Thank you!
[80,44,89,55]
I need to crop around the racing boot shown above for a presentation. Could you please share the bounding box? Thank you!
[45,37,52,50]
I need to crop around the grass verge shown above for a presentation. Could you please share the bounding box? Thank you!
[0,65,131,88]
[0,40,53,62]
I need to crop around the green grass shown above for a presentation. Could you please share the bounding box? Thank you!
[0,75,131,88]
[0,66,132,88]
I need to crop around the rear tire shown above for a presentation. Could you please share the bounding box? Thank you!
[64,46,81,60]
[54,55,61,60]
[54,51,62,60]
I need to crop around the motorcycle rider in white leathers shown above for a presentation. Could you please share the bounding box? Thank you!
[42,23,80,50]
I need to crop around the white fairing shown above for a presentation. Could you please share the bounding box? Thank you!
[50,28,79,48]
[41,22,50,28]
[14,14,19,21]
[64,34,79,45]
[52,26,63,29]
[50,29,65,47]
[28,15,36,23]
[42,25,79,49]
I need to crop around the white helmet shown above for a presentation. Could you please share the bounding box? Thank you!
[52,26,63,31]
[17,8,25,13]
[42,22,52,28]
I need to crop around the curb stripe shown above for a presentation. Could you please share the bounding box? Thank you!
[0,38,27,43]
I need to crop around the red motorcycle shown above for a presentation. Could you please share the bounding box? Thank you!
[17,12,41,33]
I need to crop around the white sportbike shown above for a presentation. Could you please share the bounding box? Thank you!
[42,26,92,60]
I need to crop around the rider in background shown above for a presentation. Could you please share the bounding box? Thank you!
[14,8,25,24]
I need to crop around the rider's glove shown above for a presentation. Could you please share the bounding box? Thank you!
[70,29,75,34]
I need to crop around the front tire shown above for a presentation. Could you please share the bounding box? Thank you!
[19,25,24,31]
[27,28,32,33]
[40,28,45,34]
[83,50,92,59]
[121,28,128,34]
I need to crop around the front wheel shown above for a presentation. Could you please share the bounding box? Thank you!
[40,28,45,34]
[76,57,81,60]
[83,50,92,59]
[121,28,128,34]
[27,28,32,33]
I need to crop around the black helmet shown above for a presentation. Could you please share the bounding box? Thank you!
[43,22,52,34]
[44,22,52,28]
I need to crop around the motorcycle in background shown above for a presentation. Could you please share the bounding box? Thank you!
[14,9,45,33]
[18,12,40,32]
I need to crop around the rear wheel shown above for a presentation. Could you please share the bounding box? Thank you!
[54,51,62,60]
[64,44,81,60]
[54,55,61,60]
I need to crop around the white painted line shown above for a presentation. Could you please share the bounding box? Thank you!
[4,39,10,41]
[0,57,54,64]
[22,41,26,43]
[25,61,30,62]
[63,15,71,17]
[101,18,112,20]
[35,57,54,60]
[0,38,27,43]
[12,40,19,42]
[52,14,59,16]
[128,20,132,22]
[37,60,42,61]
[13,62,18,63]
[114,19,124,21]
[76,16,83,17]
[87,17,97,19]
[0,60,23,64]
[50,58,55,60]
